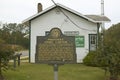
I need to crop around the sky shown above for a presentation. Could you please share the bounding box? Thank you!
[0,0,120,29]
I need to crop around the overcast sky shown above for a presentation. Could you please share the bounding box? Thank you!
[0,0,120,28]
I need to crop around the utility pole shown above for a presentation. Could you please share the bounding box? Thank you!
[101,0,104,16]
[101,1,106,77]
[101,0,105,52]
[101,0,105,33]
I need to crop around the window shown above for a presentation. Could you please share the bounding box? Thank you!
[45,31,50,36]
[89,34,97,51]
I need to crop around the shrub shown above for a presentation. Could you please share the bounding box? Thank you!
[0,43,14,79]
[83,51,97,66]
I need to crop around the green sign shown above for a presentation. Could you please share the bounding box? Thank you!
[75,36,84,47]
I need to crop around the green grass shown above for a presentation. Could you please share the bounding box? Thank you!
[3,63,107,80]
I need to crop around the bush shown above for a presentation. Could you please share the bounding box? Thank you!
[0,43,14,79]
[83,51,97,66]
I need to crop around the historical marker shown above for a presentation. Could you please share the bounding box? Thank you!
[35,28,76,64]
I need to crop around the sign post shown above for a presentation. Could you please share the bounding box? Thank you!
[35,28,76,80]
[54,64,58,80]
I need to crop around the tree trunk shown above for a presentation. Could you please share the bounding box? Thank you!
[0,58,4,80]
[0,58,2,76]
[109,76,118,80]
[109,69,118,80]
[0,75,4,80]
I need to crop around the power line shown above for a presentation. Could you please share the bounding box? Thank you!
[51,0,96,32]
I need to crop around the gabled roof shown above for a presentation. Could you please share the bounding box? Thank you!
[22,3,110,25]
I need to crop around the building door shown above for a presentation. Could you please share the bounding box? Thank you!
[89,34,97,51]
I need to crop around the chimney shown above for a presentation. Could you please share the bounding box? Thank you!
[37,3,42,13]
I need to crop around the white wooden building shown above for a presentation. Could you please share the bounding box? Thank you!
[23,3,110,63]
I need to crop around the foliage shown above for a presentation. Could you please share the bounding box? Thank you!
[0,39,14,79]
[0,23,29,50]
[83,23,120,80]
[0,22,29,79]
[96,23,120,80]
[83,51,97,66]
[102,23,120,80]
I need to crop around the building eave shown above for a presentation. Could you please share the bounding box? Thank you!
[22,3,111,25]
[85,15,111,23]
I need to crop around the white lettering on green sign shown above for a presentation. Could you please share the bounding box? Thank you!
[75,36,84,47]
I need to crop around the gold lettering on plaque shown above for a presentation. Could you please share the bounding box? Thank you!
[36,28,76,63]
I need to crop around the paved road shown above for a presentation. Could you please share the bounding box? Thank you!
[15,50,29,57]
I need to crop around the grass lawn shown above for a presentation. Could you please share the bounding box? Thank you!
[3,63,107,80]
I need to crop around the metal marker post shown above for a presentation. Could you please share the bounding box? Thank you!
[18,55,20,66]
[54,64,58,80]
[13,56,16,68]
[18,53,22,66]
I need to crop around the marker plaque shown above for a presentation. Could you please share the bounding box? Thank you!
[35,28,76,64]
